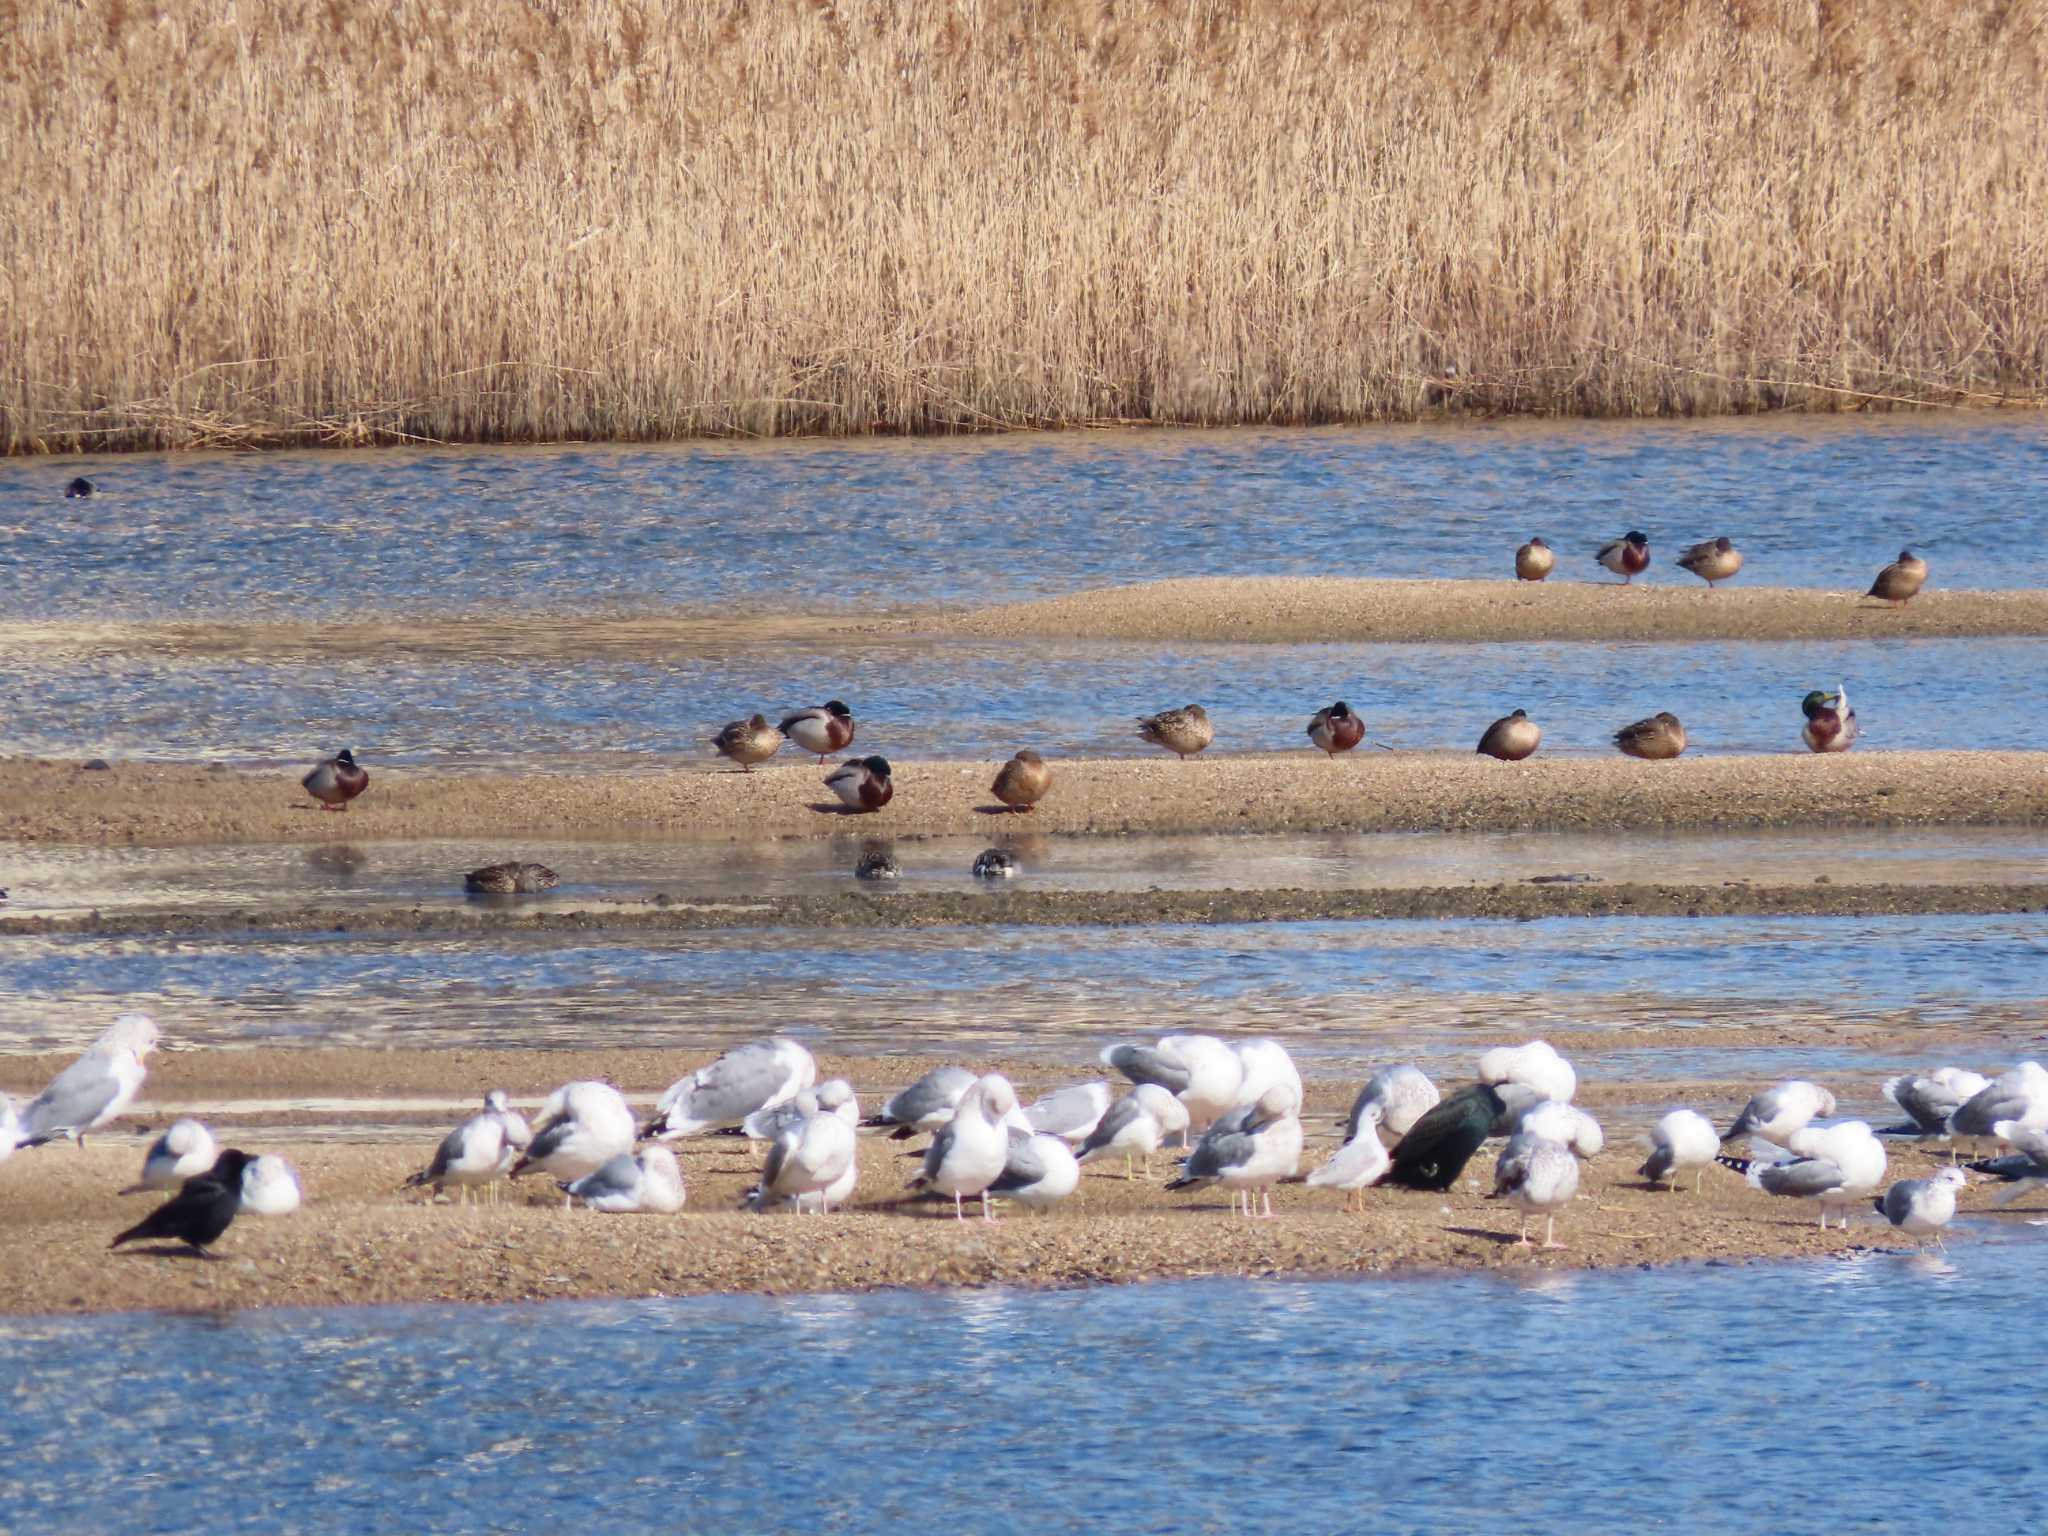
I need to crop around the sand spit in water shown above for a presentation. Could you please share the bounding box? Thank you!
[3,750,2045,849]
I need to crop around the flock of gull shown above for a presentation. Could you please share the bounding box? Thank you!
[8,1012,2039,1259]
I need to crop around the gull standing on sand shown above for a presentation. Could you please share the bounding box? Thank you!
[19,1013,162,1149]
[908,1075,1017,1221]
[565,1148,686,1214]
[1166,1086,1303,1218]
[988,1129,1081,1211]
[1343,1065,1440,1141]
[1721,1080,1836,1147]
[645,1038,817,1139]
[1882,1068,1989,1137]
[725,1079,858,1143]
[1490,1133,1581,1248]
[514,1082,637,1189]
[1075,1084,1187,1180]
[241,1155,302,1216]
[1478,1041,1577,1105]
[1101,1033,1243,1142]
[1876,1167,1967,1251]
[865,1066,977,1139]
[405,1091,527,1204]
[743,1096,858,1213]
[121,1119,218,1195]
[1024,1082,1113,1147]
[1965,1127,2048,1204]
[1946,1062,2048,1147]
[1720,1120,1886,1228]
[1639,1110,1720,1193]
[1303,1116,1392,1211]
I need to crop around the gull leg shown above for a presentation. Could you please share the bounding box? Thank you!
[1542,1215,1566,1251]
[981,1190,998,1223]
[1261,1189,1275,1219]
[1514,1214,1531,1247]
[954,1191,965,1222]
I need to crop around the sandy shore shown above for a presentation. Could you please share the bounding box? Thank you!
[0,1045,2000,1316]
[4,749,2045,848]
[936,577,2048,642]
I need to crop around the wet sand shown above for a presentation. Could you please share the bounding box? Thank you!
[4,749,2045,848]
[0,1045,1999,1316]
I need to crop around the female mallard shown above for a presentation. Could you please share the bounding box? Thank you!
[712,714,783,771]
[1514,538,1554,581]
[990,749,1052,812]
[1800,685,1858,753]
[1594,530,1651,584]
[1613,712,1686,759]
[1476,709,1541,761]
[1675,536,1743,588]
[1136,705,1213,760]
[853,849,901,881]
[464,862,561,894]
[971,848,1019,879]
[302,749,369,811]
[825,755,893,812]
[1306,702,1365,757]
[1867,549,1928,606]
[779,700,855,763]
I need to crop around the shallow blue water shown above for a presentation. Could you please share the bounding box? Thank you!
[5,1228,2043,1533]
[1,633,2034,765]
[5,416,2044,618]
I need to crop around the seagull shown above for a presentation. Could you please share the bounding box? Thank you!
[1719,1120,1886,1227]
[512,1082,637,1191]
[644,1038,817,1139]
[1342,1065,1440,1141]
[240,1155,302,1216]
[1165,1086,1303,1218]
[864,1066,977,1140]
[1477,1041,1576,1105]
[1507,1099,1605,1159]
[1882,1069,1991,1136]
[1385,1084,1507,1191]
[1231,1039,1303,1111]
[1023,1082,1113,1147]
[19,1013,162,1148]
[1075,1084,1186,1180]
[1966,1125,2048,1204]
[1101,1033,1243,1142]
[743,1097,859,1214]
[988,1129,1081,1211]
[121,1119,218,1195]
[564,1148,686,1214]
[405,1092,525,1205]
[1639,1110,1720,1193]
[722,1079,858,1143]
[111,1150,255,1256]
[1947,1062,2048,1147]
[1875,1168,1967,1251]
[1302,1119,1392,1211]
[1490,1133,1581,1248]
[0,1094,18,1164]
[907,1075,1016,1221]
[1720,1080,1836,1146]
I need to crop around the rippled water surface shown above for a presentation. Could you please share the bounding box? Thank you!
[6,1230,2044,1533]
[7,416,2046,618]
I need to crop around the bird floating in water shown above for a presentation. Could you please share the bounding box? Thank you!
[1594,530,1650,584]
[302,748,369,811]
[1514,537,1554,581]
[1800,685,1858,753]
[111,1149,255,1256]
[1613,712,1686,760]
[711,714,783,771]
[825,755,893,812]
[990,749,1051,812]
[1476,708,1541,761]
[1306,701,1365,757]
[64,476,94,498]
[1136,705,1213,760]
[971,847,1018,879]
[1675,536,1743,588]
[464,862,560,894]
[1867,549,1928,606]
[779,701,855,763]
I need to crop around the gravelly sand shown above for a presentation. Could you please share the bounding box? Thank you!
[4,749,2044,847]
[0,1045,1998,1316]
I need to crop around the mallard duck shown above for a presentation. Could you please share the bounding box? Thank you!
[1613,712,1686,759]
[971,848,1019,879]
[712,714,783,771]
[64,476,94,499]
[302,748,369,810]
[1136,704,1213,759]
[825,755,893,812]
[990,749,1052,812]
[1476,708,1542,761]
[1305,701,1365,757]
[1514,537,1554,581]
[1800,684,1858,753]
[1594,530,1651,583]
[1867,548,1927,606]
[853,849,901,881]
[464,861,561,894]
[779,700,855,763]
[1675,536,1743,588]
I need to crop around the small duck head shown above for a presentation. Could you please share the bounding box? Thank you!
[747,714,770,730]
[1625,530,1648,549]
[1801,689,1833,720]
[823,700,853,721]
[1184,704,1208,720]
[1528,537,1548,549]
[64,476,94,498]
[863,755,892,779]
[1713,536,1734,553]
[336,748,359,768]
[1898,548,1917,562]
[1652,711,1682,727]
[1328,702,1353,720]
[1012,749,1044,766]
[1507,708,1528,720]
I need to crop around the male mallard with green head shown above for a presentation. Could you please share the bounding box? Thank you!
[1867,549,1928,606]
[1613,712,1686,759]
[779,700,855,763]
[1306,702,1365,757]
[990,749,1052,812]
[1676,536,1743,588]
[1800,685,1858,753]
[825,755,893,812]
[1515,538,1554,581]
[1136,705,1213,759]
[1477,709,1541,761]
[1594,530,1651,584]
[302,749,369,811]
[712,714,783,771]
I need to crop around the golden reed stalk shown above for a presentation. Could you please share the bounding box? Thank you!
[4,0,2046,451]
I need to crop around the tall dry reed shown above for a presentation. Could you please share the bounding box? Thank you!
[4,0,2047,451]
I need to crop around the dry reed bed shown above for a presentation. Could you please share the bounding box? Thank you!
[5,0,2048,451]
